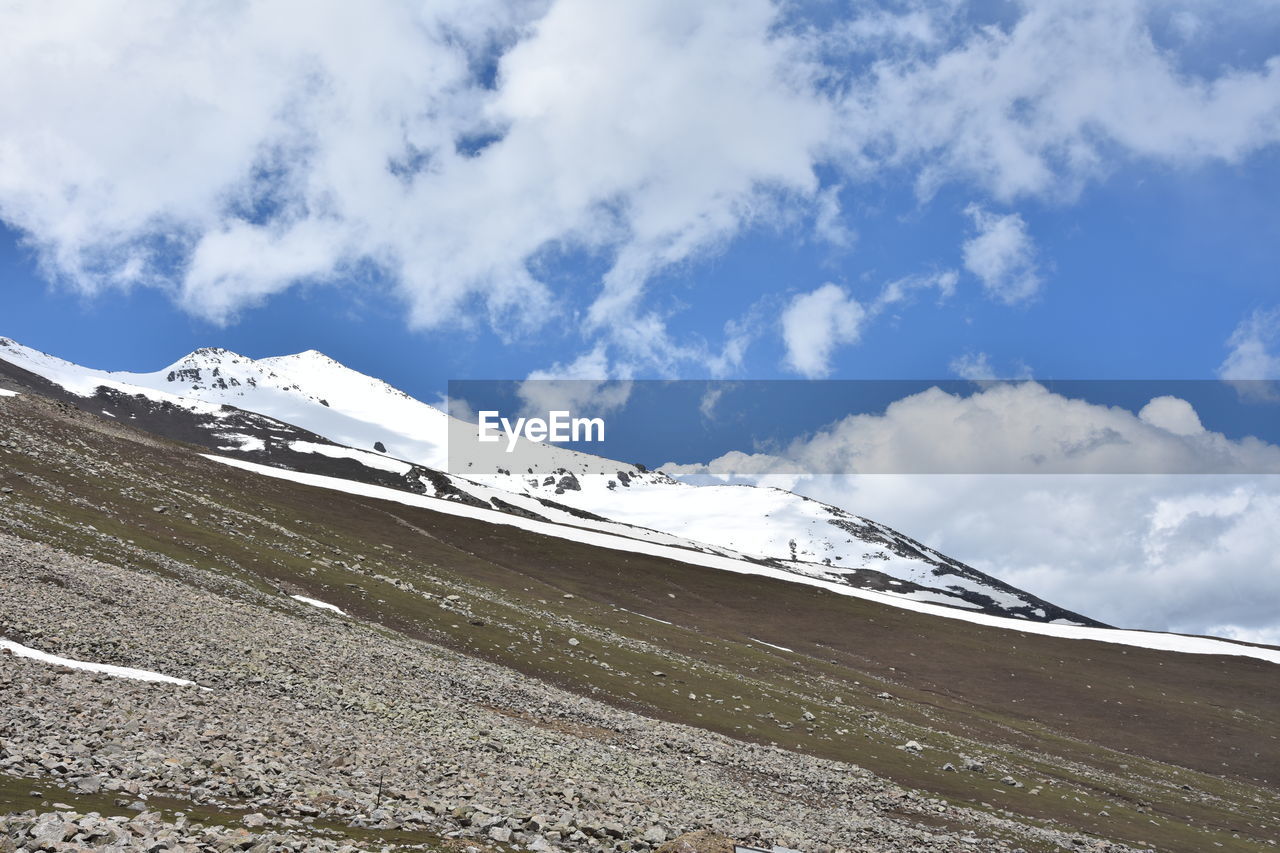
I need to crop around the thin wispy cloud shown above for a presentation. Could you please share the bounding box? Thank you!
[1220,306,1280,379]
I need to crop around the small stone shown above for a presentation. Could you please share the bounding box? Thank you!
[489,826,513,843]
[567,638,580,647]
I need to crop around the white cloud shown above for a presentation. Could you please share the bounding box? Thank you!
[813,185,856,249]
[781,283,866,378]
[519,345,633,416]
[699,384,732,421]
[874,269,958,309]
[777,270,957,376]
[0,0,828,340]
[1,0,1279,362]
[668,382,1280,475]
[832,0,1280,201]
[1220,306,1280,379]
[961,205,1041,304]
[948,350,1036,382]
[807,474,1280,638]
[1138,395,1205,437]
[949,351,995,380]
[1218,307,1280,401]
[663,382,1280,637]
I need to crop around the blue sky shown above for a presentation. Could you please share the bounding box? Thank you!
[4,153,1278,396]
[2,1,1279,401]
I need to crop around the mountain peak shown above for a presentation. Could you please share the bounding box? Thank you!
[169,346,251,367]
[263,349,343,367]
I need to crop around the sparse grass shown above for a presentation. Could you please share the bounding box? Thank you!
[0,771,462,852]
[1,394,1278,852]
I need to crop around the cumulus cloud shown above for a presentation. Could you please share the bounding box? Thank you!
[0,0,828,337]
[1138,395,1205,437]
[961,205,1042,304]
[800,473,1280,639]
[778,270,957,376]
[665,382,1280,475]
[780,284,866,378]
[2,0,1280,366]
[662,382,1280,637]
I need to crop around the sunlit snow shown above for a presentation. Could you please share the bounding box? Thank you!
[207,455,1280,667]
[1,638,199,686]
[290,594,347,615]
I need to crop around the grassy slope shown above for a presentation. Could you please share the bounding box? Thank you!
[1,393,1277,852]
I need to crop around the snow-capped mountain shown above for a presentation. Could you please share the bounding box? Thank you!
[0,337,1101,625]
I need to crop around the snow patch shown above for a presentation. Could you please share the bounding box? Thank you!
[0,389,20,397]
[288,441,412,475]
[216,434,264,452]
[290,594,347,615]
[750,637,795,653]
[1,639,200,686]
[906,591,983,609]
[619,608,674,626]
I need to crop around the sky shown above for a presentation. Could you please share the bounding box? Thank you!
[2,0,1280,641]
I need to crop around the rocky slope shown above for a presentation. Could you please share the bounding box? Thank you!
[1,379,1277,853]
[1,534,1121,853]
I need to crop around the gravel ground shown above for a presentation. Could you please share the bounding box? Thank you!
[0,533,1137,853]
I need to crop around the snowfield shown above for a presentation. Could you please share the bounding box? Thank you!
[208,455,1280,666]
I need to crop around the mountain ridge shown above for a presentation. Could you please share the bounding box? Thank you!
[1,380,1277,853]
[0,335,1102,626]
